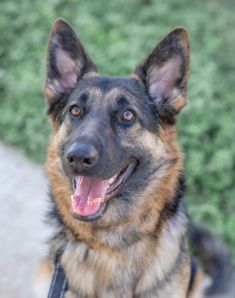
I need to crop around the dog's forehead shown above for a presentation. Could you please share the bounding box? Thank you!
[69,75,146,107]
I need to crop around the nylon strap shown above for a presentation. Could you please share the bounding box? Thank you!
[47,256,68,298]
[187,258,198,295]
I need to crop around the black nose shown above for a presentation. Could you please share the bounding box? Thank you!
[66,142,98,171]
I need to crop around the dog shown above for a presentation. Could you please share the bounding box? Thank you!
[37,18,235,298]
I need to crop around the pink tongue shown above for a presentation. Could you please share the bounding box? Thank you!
[71,177,110,217]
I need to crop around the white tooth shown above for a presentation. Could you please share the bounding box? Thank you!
[109,174,118,186]
[109,178,114,184]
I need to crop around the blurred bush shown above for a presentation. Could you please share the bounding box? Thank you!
[0,0,235,255]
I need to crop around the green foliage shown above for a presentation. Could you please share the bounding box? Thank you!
[0,0,234,255]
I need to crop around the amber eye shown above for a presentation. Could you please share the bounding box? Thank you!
[70,105,81,117]
[121,109,136,122]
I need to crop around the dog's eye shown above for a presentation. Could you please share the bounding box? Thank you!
[121,109,136,122]
[69,105,82,117]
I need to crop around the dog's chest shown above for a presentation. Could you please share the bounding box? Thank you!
[60,235,188,298]
[62,242,140,297]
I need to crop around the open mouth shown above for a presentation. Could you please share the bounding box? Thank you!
[71,159,138,221]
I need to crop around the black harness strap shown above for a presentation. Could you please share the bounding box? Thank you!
[187,258,198,295]
[47,256,68,298]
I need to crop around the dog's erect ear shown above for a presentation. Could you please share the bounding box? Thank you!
[45,18,97,101]
[134,28,189,116]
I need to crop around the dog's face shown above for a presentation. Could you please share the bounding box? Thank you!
[45,19,189,226]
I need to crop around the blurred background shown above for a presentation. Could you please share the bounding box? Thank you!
[0,0,235,297]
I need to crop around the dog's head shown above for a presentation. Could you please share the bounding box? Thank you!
[45,19,189,229]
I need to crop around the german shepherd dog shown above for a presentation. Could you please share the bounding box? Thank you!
[41,19,235,298]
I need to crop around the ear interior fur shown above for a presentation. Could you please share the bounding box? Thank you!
[135,28,190,116]
[45,18,97,101]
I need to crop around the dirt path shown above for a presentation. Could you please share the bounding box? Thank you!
[0,142,51,298]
